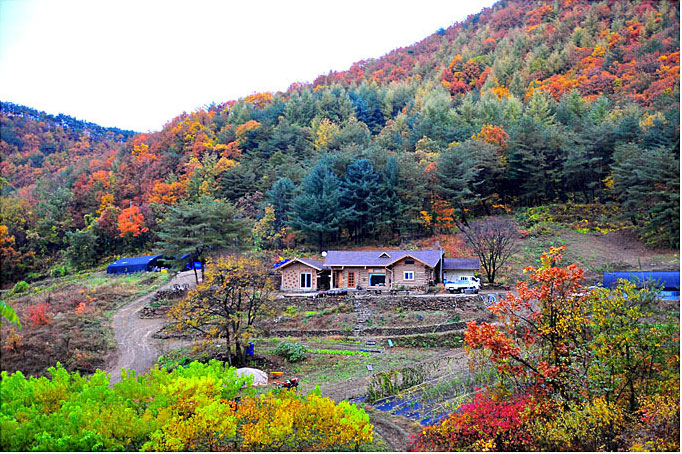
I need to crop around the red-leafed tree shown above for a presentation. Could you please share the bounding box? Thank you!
[117,205,148,238]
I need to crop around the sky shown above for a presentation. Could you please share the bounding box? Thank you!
[0,0,497,132]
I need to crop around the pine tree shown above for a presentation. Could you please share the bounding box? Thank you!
[436,140,503,221]
[290,163,342,252]
[267,177,296,231]
[340,159,383,241]
[156,196,249,283]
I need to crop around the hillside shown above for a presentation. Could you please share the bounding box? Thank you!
[0,0,679,285]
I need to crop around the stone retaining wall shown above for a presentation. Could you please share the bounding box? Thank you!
[277,294,485,312]
[268,318,488,338]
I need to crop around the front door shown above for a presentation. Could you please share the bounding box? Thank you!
[334,270,343,288]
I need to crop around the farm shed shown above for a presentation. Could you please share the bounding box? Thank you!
[106,255,162,274]
[442,258,480,282]
[603,271,680,300]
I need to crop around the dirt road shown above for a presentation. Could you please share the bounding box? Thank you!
[106,271,198,384]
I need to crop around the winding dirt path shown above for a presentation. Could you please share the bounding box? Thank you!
[106,271,198,384]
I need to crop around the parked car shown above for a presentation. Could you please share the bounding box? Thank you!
[444,276,480,294]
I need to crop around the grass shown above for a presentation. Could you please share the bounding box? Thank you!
[1,270,174,378]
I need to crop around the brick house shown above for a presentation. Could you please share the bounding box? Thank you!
[277,258,330,292]
[277,250,453,292]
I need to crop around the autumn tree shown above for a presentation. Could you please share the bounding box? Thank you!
[457,217,518,283]
[156,196,249,283]
[169,256,275,366]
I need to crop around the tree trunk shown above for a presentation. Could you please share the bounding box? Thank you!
[192,252,199,284]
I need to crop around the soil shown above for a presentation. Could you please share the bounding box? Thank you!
[105,271,199,384]
[363,406,423,452]
[509,227,679,284]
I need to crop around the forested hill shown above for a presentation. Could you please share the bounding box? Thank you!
[0,0,679,285]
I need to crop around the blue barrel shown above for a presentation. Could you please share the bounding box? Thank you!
[246,342,255,357]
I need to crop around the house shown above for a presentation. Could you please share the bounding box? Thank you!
[277,258,330,292]
[442,257,481,282]
[107,255,162,274]
[277,250,447,292]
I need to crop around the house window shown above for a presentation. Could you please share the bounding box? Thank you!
[300,272,312,289]
[405,259,415,264]
[404,271,414,280]
[369,273,386,287]
[347,272,355,288]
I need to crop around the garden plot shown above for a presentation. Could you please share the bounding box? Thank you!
[359,356,497,426]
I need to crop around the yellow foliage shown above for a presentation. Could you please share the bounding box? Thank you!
[530,397,625,451]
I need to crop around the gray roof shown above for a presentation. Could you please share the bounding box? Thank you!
[298,258,328,270]
[278,257,328,271]
[443,257,480,270]
[324,250,442,268]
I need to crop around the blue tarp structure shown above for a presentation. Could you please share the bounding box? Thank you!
[107,255,162,274]
[603,271,680,290]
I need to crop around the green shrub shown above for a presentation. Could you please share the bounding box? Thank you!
[273,341,307,362]
[50,266,68,278]
[9,281,29,296]
[528,221,555,236]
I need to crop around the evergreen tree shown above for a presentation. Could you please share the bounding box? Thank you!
[376,155,404,240]
[65,228,98,270]
[217,162,259,202]
[436,140,503,221]
[611,145,680,248]
[267,177,296,231]
[156,196,249,283]
[339,159,383,241]
[290,163,342,251]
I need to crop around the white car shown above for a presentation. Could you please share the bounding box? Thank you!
[445,276,480,294]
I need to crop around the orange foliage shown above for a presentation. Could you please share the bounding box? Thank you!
[526,4,553,26]
[243,92,273,109]
[528,74,579,100]
[473,124,508,149]
[149,181,186,205]
[117,205,148,237]
[235,120,261,144]
[432,199,456,233]
[490,85,510,100]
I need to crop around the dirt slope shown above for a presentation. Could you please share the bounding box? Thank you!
[106,271,198,384]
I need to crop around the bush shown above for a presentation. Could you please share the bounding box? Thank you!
[527,221,554,236]
[0,361,373,451]
[9,281,29,296]
[50,266,68,278]
[273,341,307,362]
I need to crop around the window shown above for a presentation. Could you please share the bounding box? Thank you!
[405,259,415,264]
[347,272,355,288]
[404,271,414,280]
[369,273,386,287]
[300,272,312,289]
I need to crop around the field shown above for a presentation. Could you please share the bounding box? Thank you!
[0,271,171,377]
[1,224,678,451]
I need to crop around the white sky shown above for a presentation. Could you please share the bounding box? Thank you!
[0,0,496,132]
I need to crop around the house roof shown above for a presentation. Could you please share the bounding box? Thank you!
[277,257,328,271]
[324,250,442,268]
[108,255,162,268]
[443,258,480,270]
